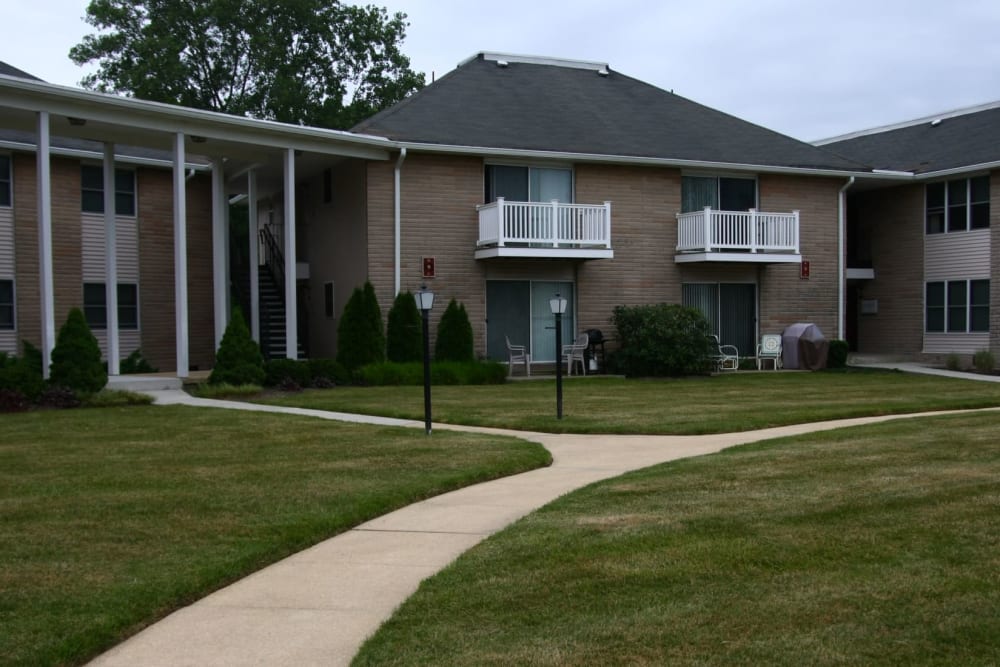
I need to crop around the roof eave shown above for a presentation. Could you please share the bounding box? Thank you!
[394,140,892,178]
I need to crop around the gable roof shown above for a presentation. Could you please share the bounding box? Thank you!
[817,101,1000,175]
[354,53,868,173]
[0,61,43,82]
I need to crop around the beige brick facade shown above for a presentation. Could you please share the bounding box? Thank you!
[10,152,214,372]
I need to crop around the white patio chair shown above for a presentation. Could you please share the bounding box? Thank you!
[711,335,739,372]
[756,334,783,370]
[562,333,589,375]
[505,335,530,377]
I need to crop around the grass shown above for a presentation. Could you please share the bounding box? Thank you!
[354,412,1000,666]
[255,369,1000,434]
[0,406,549,667]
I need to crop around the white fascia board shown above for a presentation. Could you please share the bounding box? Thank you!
[396,141,897,179]
[0,138,211,171]
[0,75,392,161]
[674,252,802,264]
[913,161,1000,180]
[474,247,614,260]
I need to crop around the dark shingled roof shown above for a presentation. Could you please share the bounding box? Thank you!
[0,61,44,81]
[820,104,1000,174]
[354,54,868,172]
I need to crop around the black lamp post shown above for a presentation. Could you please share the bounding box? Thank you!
[416,285,435,435]
[549,293,567,420]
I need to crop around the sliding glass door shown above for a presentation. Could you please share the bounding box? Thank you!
[486,280,575,362]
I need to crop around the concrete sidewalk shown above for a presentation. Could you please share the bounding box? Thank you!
[89,390,997,666]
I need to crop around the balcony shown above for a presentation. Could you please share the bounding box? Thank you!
[475,198,613,260]
[675,207,801,264]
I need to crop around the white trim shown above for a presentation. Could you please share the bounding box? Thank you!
[283,148,297,359]
[248,170,260,343]
[173,133,189,378]
[674,252,801,264]
[212,159,228,350]
[475,247,613,260]
[37,111,54,379]
[103,143,120,375]
[394,148,406,296]
[0,139,212,171]
[399,140,882,178]
[814,99,1000,145]
[461,52,609,72]
[838,177,855,340]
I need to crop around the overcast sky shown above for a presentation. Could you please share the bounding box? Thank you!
[6,0,1000,141]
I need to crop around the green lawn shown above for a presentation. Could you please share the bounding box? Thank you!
[0,406,549,667]
[354,412,1000,666]
[256,370,1000,434]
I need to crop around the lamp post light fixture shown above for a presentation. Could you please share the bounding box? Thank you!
[416,284,435,435]
[549,293,568,420]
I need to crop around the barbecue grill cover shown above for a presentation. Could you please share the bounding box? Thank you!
[781,323,829,370]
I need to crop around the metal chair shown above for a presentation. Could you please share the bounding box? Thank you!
[562,333,589,375]
[711,335,739,372]
[756,334,783,370]
[505,335,530,377]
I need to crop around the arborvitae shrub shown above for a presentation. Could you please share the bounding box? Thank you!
[610,304,714,377]
[434,299,474,362]
[209,309,265,386]
[337,281,385,371]
[827,340,850,369]
[386,291,423,362]
[49,307,107,394]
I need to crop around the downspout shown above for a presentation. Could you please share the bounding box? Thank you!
[838,176,855,341]
[393,147,407,296]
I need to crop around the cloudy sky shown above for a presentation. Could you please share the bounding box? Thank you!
[6,0,1000,141]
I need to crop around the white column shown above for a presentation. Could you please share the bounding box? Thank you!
[103,143,120,375]
[282,148,297,359]
[36,112,55,379]
[173,133,189,378]
[211,159,228,350]
[248,170,260,342]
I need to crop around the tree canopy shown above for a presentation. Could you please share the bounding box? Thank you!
[69,0,425,129]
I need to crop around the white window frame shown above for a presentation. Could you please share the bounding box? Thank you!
[83,282,140,331]
[925,279,989,333]
[925,175,990,235]
[81,164,137,217]
[680,172,758,213]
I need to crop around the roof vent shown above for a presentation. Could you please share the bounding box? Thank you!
[930,118,942,126]
[496,60,509,67]
[597,68,609,76]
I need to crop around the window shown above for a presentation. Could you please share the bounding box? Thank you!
[83,283,139,330]
[0,155,10,207]
[484,165,572,203]
[81,165,136,216]
[926,176,989,234]
[681,176,756,213]
[0,280,13,329]
[926,279,989,333]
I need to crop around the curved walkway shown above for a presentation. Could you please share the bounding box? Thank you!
[89,390,998,666]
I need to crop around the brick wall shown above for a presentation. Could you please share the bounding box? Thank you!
[756,174,843,339]
[851,183,924,354]
[367,154,485,352]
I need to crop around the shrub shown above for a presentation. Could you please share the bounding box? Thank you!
[120,349,158,374]
[209,309,265,386]
[945,353,962,371]
[610,304,715,377]
[387,291,423,363]
[337,281,385,371]
[38,385,81,409]
[190,383,262,399]
[0,354,45,401]
[21,340,43,377]
[0,388,29,413]
[49,308,107,394]
[359,362,423,386]
[973,349,996,373]
[264,358,312,387]
[308,358,350,386]
[827,340,849,369]
[435,299,474,362]
[276,377,303,392]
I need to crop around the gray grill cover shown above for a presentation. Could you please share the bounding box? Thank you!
[782,323,829,370]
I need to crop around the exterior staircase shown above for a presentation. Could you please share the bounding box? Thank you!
[258,265,305,360]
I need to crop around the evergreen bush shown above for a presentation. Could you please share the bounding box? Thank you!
[973,349,996,373]
[386,291,423,362]
[120,348,158,374]
[0,351,44,401]
[49,307,107,394]
[308,358,350,386]
[264,358,312,387]
[209,309,265,386]
[827,340,850,369]
[610,304,715,377]
[434,299,474,362]
[336,281,385,371]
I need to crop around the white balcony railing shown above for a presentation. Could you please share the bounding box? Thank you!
[676,207,799,254]
[477,198,612,249]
